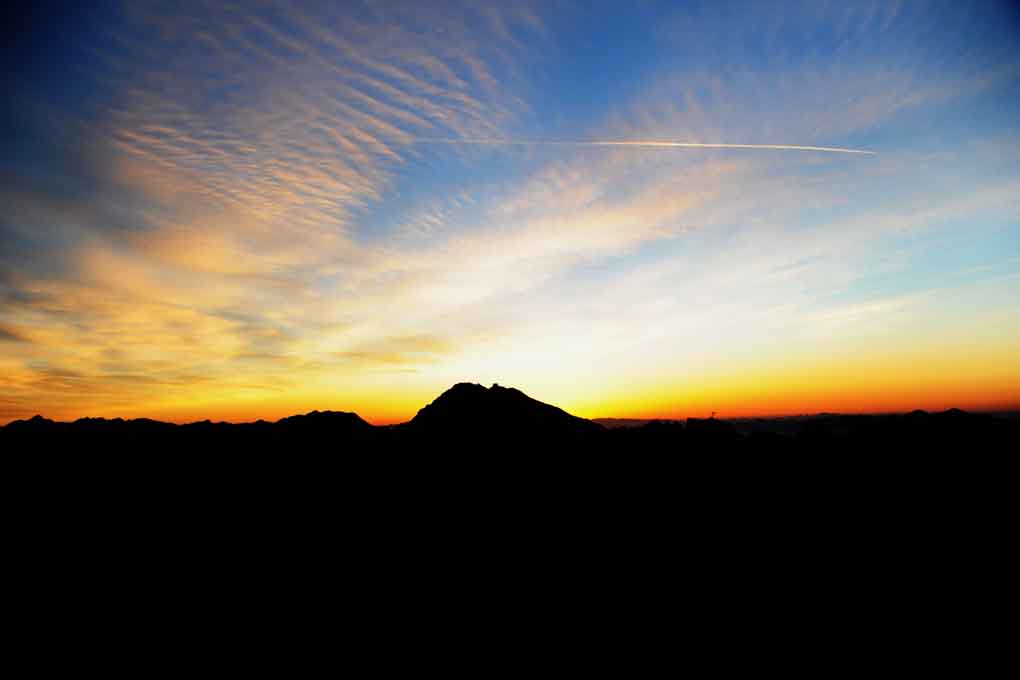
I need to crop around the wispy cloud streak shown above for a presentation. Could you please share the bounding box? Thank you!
[2,0,1017,423]
[414,138,877,154]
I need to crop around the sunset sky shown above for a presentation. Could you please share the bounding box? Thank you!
[2,0,1019,424]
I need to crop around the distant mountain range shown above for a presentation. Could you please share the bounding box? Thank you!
[3,381,1017,452]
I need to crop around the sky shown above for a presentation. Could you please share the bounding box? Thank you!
[1,0,1019,424]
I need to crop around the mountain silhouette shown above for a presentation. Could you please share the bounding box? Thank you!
[403,382,603,442]
[2,382,1017,455]
[5,382,1017,549]
[275,410,373,436]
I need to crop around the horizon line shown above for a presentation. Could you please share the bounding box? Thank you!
[6,404,1016,428]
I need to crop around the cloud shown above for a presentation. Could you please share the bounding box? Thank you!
[2,1,1017,422]
[0,324,28,343]
[415,138,877,154]
[0,1,554,419]
[335,334,458,367]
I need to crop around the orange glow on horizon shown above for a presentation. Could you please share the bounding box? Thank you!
[5,366,1018,427]
[3,2,1019,435]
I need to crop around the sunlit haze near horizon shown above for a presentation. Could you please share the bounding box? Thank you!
[2,0,1019,424]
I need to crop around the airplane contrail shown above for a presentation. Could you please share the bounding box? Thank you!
[414,137,877,155]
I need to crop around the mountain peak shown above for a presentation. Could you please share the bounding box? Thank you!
[275,410,372,431]
[408,382,602,438]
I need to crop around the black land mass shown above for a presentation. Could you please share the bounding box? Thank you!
[3,381,1017,453]
[5,381,1013,601]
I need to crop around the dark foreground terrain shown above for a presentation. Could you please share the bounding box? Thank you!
[5,381,1014,559]
[4,381,1017,453]
[5,382,1012,620]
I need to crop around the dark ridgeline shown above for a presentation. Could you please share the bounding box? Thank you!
[2,382,1017,453]
[398,382,603,443]
[5,381,1013,593]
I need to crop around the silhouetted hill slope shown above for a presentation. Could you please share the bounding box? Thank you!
[1,409,374,450]
[2,384,1018,455]
[274,410,372,434]
[5,389,1017,559]
[403,382,602,441]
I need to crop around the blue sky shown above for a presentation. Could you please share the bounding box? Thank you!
[1,0,1019,422]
